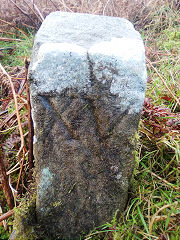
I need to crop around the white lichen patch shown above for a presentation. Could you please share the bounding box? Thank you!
[38,167,53,200]
[32,42,86,72]
[116,172,122,180]
[89,37,144,61]
[30,43,89,95]
[88,37,147,114]
[110,165,119,173]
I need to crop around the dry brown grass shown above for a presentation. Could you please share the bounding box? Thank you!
[1,0,178,31]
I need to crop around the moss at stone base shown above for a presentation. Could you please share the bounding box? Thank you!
[11,192,62,240]
[12,192,78,240]
[12,193,38,240]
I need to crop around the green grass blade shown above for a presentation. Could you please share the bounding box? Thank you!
[165,209,173,230]
[137,206,152,240]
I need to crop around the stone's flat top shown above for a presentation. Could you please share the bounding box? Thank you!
[89,37,144,61]
[34,11,141,49]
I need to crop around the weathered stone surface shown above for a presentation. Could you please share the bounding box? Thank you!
[28,12,147,239]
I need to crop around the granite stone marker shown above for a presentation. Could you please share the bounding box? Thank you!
[28,12,147,239]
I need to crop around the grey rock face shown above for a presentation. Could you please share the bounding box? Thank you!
[28,12,147,239]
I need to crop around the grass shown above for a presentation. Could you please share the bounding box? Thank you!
[0,32,33,67]
[145,26,180,109]
[0,0,179,239]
